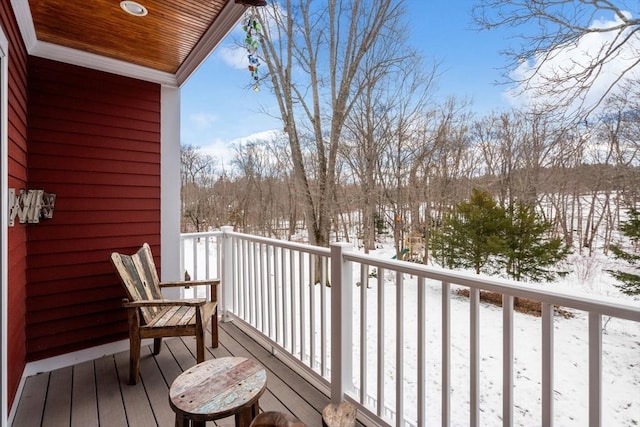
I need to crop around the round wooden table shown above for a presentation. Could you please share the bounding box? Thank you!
[169,357,267,427]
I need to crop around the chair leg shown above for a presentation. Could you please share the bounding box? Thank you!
[153,338,162,355]
[211,308,219,348]
[196,332,205,363]
[129,333,141,385]
[127,308,142,385]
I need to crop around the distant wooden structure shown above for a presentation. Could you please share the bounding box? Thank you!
[404,234,425,263]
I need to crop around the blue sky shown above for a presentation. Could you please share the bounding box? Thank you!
[181,1,639,161]
[180,1,516,160]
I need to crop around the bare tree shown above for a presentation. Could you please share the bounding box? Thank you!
[341,49,437,253]
[257,0,408,246]
[473,0,640,116]
[181,145,218,232]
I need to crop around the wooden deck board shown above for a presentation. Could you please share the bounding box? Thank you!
[114,351,159,426]
[13,372,48,427]
[11,321,330,427]
[138,346,175,427]
[94,356,128,427]
[72,360,99,427]
[42,366,72,427]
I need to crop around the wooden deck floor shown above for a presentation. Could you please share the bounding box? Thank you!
[12,321,331,426]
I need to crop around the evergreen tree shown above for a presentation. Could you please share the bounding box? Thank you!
[432,189,507,274]
[503,202,570,282]
[608,207,640,295]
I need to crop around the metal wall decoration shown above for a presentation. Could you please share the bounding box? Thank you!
[8,189,56,226]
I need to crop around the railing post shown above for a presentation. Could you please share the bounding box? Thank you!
[330,242,353,404]
[221,225,234,323]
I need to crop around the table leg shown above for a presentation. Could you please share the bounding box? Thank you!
[175,414,187,427]
[235,407,254,427]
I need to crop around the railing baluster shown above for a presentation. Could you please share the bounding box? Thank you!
[377,267,385,418]
[299,251,305,362]
[542,302,554,427]
[418,277,426,427]
[321,256,327,377]
[396,272,404,427]
[310,253,316,370]
[589,312,602,427]
[192,238,198,280]
[241,239,248,319]
[442,281,451,427]
[282,247,288,350]
[232,237,238,315]
[265,244,272,337]
[216,237,222,280]
[290,249,297,357]
[179,236,185,286]
[274,246,281,345]
[254,241,259,328]
[470,287,480,427]
[204,237,210,281]
[258,243,265,332]
[249,241,255,326]
[503,295,514,427]
[360,263,368,405]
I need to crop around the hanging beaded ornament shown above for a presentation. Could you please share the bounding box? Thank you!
[243,10,262,92]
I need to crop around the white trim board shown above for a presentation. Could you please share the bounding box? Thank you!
[160,85,182,292]
[0,21,9,427]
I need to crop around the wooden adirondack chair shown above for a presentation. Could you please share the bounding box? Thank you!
[110,243,219,385]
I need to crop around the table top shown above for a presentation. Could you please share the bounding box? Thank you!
[169,357,267,419]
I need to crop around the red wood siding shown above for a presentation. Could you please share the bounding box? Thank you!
[26,57,161,361]
[3,0,30,411]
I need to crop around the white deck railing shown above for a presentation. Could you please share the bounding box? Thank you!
[180,227,640,427]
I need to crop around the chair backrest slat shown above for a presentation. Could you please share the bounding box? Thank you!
[111,243,163,324]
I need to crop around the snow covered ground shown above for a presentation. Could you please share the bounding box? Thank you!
[352,245,640,426]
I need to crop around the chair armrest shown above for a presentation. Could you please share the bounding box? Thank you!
[122,298,207,308]
[159,279,220,288]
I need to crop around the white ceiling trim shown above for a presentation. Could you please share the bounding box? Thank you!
[10,0,245,87]
[30,41,178,86]
[10,0,36,51]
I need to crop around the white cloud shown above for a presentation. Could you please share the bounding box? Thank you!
[199,129,283,166]
[230,129,282,146]
[199,138,231,163]
[506,11,640,114]
[189,113,219,129]
[218,45,250,71]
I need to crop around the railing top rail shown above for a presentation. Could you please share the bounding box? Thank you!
[222,230,331,257]
[180,231,223,239]
[179,231,640,322]
[344,251,640,322]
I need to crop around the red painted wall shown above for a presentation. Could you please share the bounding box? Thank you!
[3,0,30,411]
[26,57,162,361]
